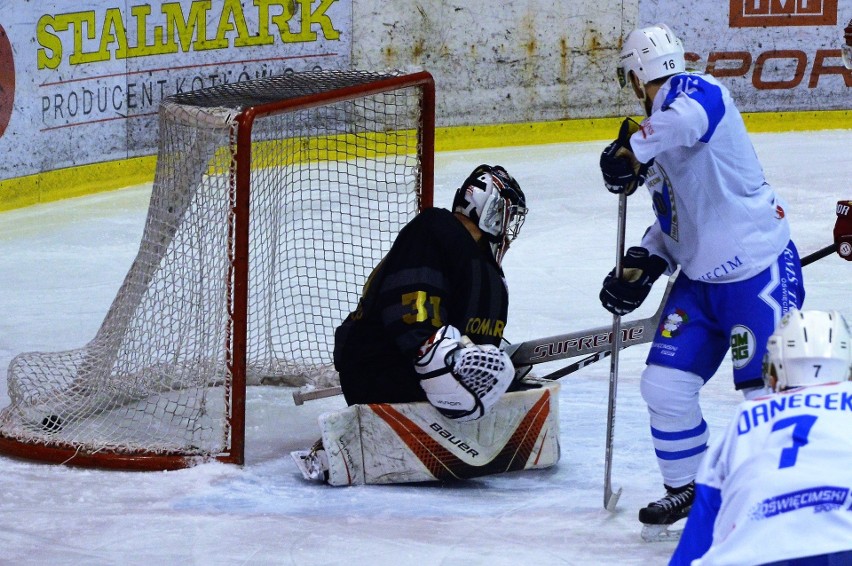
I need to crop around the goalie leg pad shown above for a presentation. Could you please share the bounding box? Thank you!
[298,380,560,485]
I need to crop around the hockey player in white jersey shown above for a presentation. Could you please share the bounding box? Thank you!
[597,23,807,538]
[669,310,852,565]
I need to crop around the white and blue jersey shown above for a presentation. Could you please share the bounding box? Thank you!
[631,72,791,284]
[630,72,805,390]
[670,381,852,566]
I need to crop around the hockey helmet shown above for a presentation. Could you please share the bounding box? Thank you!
[617,23,685,88]
[762,309,852,391]
[453,164,527,264]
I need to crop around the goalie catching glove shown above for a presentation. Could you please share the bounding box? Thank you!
[600,118,653,196]
[600,247,669,316]
[835,200,852,261]
[414,325,515,422]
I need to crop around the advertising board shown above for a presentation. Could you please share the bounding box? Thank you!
[640,1,851,112]
[0,0,352,181]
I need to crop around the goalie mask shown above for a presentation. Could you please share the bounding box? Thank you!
[618,23,685,108]
[762,310,852,391]
[453,164,527,264]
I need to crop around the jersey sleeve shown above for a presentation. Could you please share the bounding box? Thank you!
[669,482,722,565]
[631,74,726,165]
[639,223,673,272]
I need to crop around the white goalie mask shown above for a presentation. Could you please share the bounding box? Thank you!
[618,23,685,90]
[452,164,527,265]
[762,309,852,391]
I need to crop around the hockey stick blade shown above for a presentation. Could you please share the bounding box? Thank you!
[605,485,623,512]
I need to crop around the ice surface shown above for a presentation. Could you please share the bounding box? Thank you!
[0,131,849,565]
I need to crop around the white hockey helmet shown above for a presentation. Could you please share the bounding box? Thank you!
[762,309,852,391]
[453,164,527,264]
[618,23,685,88]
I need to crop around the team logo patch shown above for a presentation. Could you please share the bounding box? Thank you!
[660,309,689,338]
[730,325,756,369]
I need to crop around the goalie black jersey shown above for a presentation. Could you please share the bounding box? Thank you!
[334,207,510,405]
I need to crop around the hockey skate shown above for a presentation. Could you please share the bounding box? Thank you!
[291,439,329,482]
[639,481,694,542]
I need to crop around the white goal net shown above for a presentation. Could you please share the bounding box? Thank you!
[0,69,435,469]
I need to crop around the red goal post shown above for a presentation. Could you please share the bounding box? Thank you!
[0,69,435,470]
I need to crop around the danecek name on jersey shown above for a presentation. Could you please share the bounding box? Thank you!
[671,380,852,565]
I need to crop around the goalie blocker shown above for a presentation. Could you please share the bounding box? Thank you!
[292,379,560,485]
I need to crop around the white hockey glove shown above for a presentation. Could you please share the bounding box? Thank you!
[415,325,515,422]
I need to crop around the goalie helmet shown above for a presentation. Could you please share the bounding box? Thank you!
[452,164,527,264]
[762,309,852,391]
[618,23,685,89]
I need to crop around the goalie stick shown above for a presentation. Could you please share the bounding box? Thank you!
[505,271,676,368]
[292,243,831,406]
[293,275,677,406]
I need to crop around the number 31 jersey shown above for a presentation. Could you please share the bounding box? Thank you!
[334,207,510,404]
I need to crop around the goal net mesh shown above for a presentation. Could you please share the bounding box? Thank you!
[0,70,432,468]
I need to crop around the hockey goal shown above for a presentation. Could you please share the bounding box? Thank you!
[0,69,435,470]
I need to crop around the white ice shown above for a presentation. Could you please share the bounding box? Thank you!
[0,131,849,565]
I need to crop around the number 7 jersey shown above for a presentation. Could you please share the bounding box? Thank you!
[670,380,852,565]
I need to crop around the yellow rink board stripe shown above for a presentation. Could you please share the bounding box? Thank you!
[1,110,850,212]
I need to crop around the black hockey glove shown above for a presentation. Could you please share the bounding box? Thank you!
[599,247,668,316]
[599,118,653,196]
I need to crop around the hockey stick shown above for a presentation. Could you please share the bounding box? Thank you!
[800,243,837,266]
[603,192,627,512]
[538,350,611,380]
[506,241,831,370]
[505,271,675,367]
[294,244,832,407]
[293,386,342,406]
